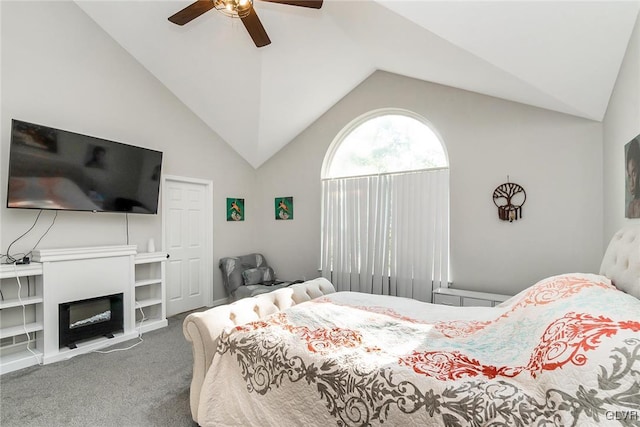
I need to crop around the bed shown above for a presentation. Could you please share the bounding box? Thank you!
[183,226,640,426]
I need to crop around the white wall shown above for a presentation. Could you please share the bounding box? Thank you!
[257,71,603,296]
[0,1,259,301]
[1,1,620,301]
[603,13,640,244]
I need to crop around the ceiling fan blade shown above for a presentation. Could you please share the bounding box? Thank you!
[241,7,271,48]
[168,0,215,26]
[259,0,323,9]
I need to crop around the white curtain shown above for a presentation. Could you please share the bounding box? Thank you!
[321,168,449,302]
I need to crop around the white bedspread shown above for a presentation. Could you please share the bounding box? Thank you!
[197,273,640,426]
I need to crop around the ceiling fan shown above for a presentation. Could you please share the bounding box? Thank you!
[168,0,323,48]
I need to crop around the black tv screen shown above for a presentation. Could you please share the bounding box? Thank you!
[6,119,163,214]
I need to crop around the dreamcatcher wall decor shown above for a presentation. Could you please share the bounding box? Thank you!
[492,177,526,222]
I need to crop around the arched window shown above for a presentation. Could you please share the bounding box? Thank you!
[321,109,449,302]
[324,112,447,178]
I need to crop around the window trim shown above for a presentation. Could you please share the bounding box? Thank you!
[321,108,450,180]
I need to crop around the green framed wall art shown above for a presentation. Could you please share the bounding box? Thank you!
[275,197,293,220]
[227,198,244,221]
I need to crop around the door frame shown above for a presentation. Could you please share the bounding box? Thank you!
[161,174,214,308]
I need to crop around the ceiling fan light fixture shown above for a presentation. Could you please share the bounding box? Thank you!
[168,0,322,48]
[214,0,253,19]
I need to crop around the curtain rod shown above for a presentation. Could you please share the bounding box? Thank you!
[322,166,449,182]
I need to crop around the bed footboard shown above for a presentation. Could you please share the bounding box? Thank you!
[182,277,336,422]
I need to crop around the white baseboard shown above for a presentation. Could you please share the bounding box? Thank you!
[212,297,229,307]
[43,331,139,365]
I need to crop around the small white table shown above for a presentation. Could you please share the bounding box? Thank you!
[432,287,511,307]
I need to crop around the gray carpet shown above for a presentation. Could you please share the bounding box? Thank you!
[0,311,199,427]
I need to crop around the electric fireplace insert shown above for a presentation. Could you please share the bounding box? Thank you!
[59,293,124,349]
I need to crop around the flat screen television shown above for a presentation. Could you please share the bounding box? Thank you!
[6,119,163,214]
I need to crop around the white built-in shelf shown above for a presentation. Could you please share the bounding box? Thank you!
[134,252,169,264]
[135,278,162,288]
[133,251,167,335]
[0,322,44,340]
[1,263,44,374]
[0,349,43,375]
[0,263,43,279]
[0,348,42,364]
[135,297,163,308]
[136,318,168,334]
[0,296,44,310]
[432,287,511,307]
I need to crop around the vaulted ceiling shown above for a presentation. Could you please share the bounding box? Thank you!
[76,0,640,168]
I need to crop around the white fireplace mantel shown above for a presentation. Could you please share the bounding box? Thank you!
[37,245,139,364]
[32,245,137,263]
[1,245,168,374]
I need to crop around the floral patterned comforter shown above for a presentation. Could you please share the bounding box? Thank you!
[197,274,640,426]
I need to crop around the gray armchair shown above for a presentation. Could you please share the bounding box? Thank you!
[219,253,290,302]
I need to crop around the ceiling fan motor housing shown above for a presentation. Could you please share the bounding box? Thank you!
[215,0,253,19]
[168,0,323,48]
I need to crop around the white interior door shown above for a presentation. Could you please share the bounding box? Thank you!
[163,176,212,316]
